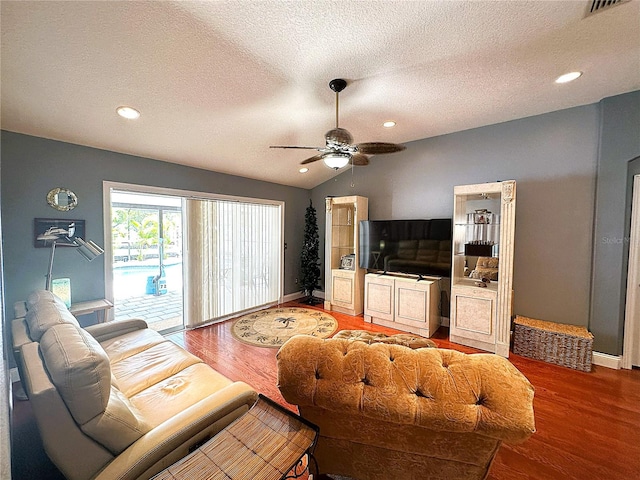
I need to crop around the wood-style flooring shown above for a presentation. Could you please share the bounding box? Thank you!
[166,301,640,480]
[11,300,640,480]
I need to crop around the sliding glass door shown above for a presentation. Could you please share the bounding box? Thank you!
[106,183,283,331]
[111,191,184,332]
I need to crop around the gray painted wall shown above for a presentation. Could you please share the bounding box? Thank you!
[313,91,640,355]
[312,105,599,332]
[313,103,601,343]
[591,91,640,354]
[0,168,12,480]
[1,131,310,327]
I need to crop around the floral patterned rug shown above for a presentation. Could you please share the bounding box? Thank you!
[231,307,338,348]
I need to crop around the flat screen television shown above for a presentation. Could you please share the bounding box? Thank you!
[359,218,452,277]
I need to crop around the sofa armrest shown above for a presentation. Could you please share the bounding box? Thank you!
[12,318,32,352]
[94,382,258,480]
[85,318,149,342]
[11,319,33,387]
[383,254,398,270]
[14,301,28,319]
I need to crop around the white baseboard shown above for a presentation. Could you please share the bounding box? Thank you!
[282,291,305,303]
[592,352,622,370]
[10,368,20,383]
[282,291,325,303]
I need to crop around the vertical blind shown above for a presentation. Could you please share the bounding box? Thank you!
[186,198,282,328]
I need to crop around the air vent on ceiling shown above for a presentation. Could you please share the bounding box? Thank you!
[585,0,631,17]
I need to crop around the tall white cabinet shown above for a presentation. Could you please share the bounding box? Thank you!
[324,196,368,316]
[449,181,516,357]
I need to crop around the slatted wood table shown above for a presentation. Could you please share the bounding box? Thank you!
[153,395,318,480]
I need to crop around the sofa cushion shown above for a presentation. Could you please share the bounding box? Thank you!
[470,256,499,281]
[27,289,69,310]
[416,240,439,262]
[110,340,204,397]
[40,323,111,424]
[26,301,79,342]
[99,328,166,363]
[436,240,451,263]
[40,323,150,454]
[129,363,234,427]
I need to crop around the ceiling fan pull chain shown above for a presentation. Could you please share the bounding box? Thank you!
[350,161,355,188]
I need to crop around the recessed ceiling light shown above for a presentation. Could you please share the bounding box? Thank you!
[555,71,582,84]
[116,106,140,119]
[383,121,396,128]
[299,167,309,173]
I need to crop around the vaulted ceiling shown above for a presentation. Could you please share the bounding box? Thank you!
[2,1,639,189]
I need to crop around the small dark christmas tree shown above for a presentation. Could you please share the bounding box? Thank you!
[300,200,321,304]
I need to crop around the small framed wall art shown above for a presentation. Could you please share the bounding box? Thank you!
[34,218,86,248]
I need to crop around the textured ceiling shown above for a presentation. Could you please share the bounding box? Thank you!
[2,1,639,189]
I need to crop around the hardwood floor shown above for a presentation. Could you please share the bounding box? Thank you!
[166,301,640,480]
[11,300,640,479]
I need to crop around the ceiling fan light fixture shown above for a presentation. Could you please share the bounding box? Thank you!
[323,152,350,170]
[270,78,405,169]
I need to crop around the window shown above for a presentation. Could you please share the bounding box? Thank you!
[105,182,284,330]
[186,198,282,327]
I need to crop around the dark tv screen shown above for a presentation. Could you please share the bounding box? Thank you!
[359,218,452,277]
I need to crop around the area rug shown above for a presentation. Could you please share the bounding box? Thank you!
[231,307,338,348]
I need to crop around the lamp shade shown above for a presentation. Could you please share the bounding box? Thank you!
[75,238,104,261]
[323,152,350,170]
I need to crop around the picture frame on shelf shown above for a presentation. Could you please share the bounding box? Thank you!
[340,253,355,270]
[473,209,493,224]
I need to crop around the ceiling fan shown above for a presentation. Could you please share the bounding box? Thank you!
[270,79,406,169]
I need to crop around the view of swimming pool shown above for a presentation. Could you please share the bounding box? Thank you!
[112,261,183,299]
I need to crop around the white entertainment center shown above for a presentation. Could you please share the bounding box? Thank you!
[334,181,515,349]
[363,273,442,338]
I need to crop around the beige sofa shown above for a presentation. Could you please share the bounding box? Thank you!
[12,290,257,480]
[277,335,535,480]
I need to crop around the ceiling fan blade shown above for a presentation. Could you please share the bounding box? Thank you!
[349,153,369,166]
[300,154,325,165]
[270,145,322,150]
[356,142,406,154]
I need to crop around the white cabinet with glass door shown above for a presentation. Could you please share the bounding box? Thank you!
[450,181,516,357]
[324,196,368,316]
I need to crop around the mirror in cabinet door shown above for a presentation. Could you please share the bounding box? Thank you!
[453,190,502,290]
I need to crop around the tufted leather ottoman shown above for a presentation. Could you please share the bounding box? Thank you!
[333,329,437,349]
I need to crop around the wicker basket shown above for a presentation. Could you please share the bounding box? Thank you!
[513,315,593,372]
